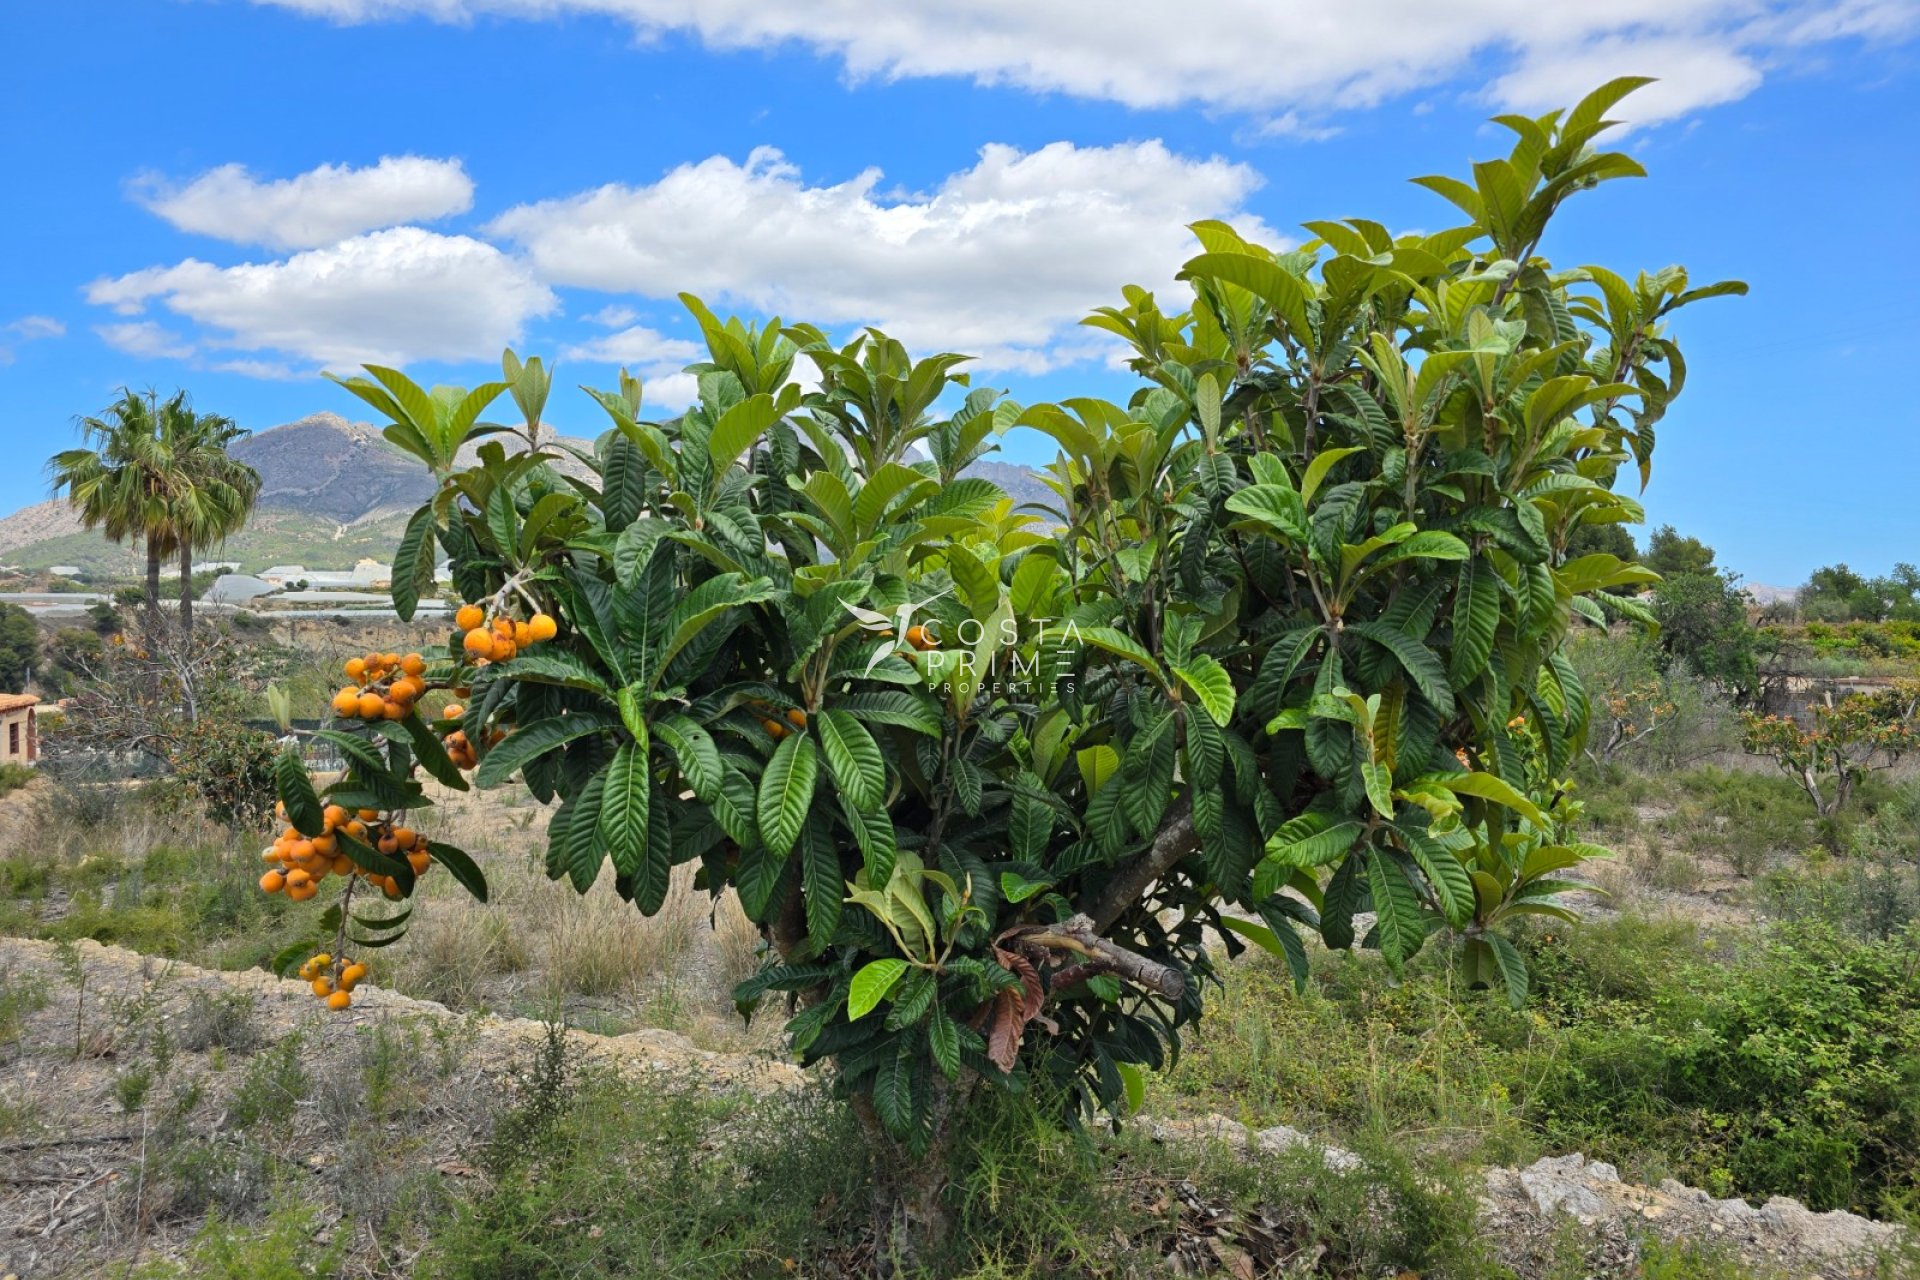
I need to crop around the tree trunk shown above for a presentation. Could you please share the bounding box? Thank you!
[178,543,194,642]
[145,542,162,628]
[853,1072,976,1277]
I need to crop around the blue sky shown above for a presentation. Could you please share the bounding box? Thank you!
[2,0,1916,586]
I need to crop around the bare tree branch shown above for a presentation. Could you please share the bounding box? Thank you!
[1015,913,1185,999]
[1080,798,1199,935]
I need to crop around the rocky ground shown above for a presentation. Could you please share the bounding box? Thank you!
[0,937,1908,1279]
[1150,1116,1905,1280]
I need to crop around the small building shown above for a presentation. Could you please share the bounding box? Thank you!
[259,565,307,587]
[0,693,39,767]
[205,573,276,605]
[47,566,82,578]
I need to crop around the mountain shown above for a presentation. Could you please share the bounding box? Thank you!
[233,412,437,524]
[0,413,434,575]
[968,460,1059,517]
[0,413,1056,577]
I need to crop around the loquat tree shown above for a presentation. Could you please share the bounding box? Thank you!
[265,79,1742,1266]
[1742,682,1920,817]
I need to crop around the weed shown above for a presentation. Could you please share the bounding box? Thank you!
[115,1063,154,1112]
[0,964,48,1049]
[132,1192,346,1280]
[229,1032,310,1136]
[177,988,262,1053]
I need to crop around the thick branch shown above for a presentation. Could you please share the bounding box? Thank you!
[1080,799,1199,934]
[1024,914,1184,1000]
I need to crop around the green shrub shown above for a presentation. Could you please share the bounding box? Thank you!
[1527,922,1920,1215]
[1164,916,1920,1218]
[0,762,34,799]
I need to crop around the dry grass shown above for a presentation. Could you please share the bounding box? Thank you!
[376,782,770,1049]
[3,771,775,1051]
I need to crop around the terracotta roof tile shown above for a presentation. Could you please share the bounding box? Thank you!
[0,694,41,713]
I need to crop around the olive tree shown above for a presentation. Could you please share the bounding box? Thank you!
[270,79,1741,1266]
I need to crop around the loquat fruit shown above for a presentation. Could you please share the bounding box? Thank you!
[260,871,285,894]
[327,990,352,1011]
[528,612,558,642]
[455,604,484,631]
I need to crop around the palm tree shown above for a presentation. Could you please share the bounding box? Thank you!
[50,390,175,626]
[160,409,258,638]
[48,390,258,638]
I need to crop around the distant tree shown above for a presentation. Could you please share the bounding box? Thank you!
[1642,525,1716,580]
[1801,562,1920,624]
[38,627,103,698]
[1564,520,1637,564]
[1654,571,1757,700]
[0,604,36,693]
[1889,564,1920,622]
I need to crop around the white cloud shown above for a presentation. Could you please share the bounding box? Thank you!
[6,315,65,341]
[96,321,196,360]
[581,303,640,328]
[210,358,308,380]
[0,314,65,364]
[252,0,1917,122]
[492,141,1274,373]
[1488,38,1763,125]
[133,155,475,250]
[560,324,705,408]
[561,324,702,367]
[86,227,557,369]
[637,371,701,411]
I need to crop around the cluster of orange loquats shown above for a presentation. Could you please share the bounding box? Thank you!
[260,599,559,1010]
[296,952,368,1011]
